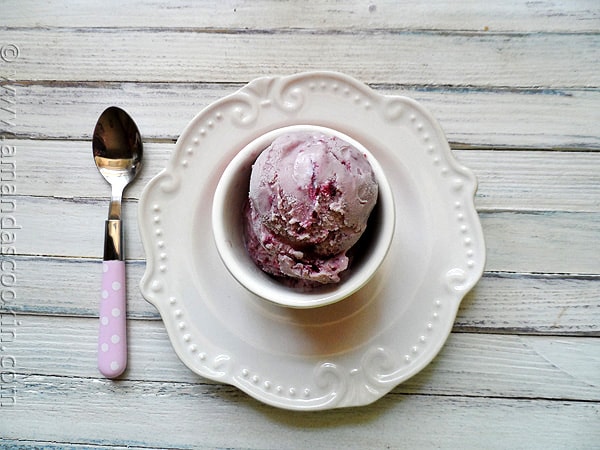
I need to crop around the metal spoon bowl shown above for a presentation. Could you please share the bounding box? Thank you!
[93,106,143,378]
[93,107,143,221]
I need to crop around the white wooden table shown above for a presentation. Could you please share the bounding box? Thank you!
[1,1,599,448]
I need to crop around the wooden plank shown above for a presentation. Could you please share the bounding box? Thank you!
[0,371,598,449]
[0,442,154,450]
[9,138,600,211]
[1,29,598,87]
[457,273,600,334]
[4,257,599,334]
[5,257,157,319]
[4,83,600,149]
[3,0,599,32]
[4,314,599,401]
[7,140,175,202]
[480,211,600,274]
[12,194,600,274]
[455,150,600,212]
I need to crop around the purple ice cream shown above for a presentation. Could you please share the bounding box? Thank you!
[243,131,378,286]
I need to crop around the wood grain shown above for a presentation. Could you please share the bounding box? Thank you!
[2,29,598,87]
[6,314,600,400]
[1,372,598,449]
[0,0,598,447]
[12,194,600,274]
[8,139,600,211]
[5,84,600,149]
[4,256,599,334]
[3,0,599,32]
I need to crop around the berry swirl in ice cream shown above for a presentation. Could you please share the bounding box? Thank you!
[243,131,378,287]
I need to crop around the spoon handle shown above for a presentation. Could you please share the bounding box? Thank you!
[98,260,127,378]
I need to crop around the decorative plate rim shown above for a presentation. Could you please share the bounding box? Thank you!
[138,71,486,410]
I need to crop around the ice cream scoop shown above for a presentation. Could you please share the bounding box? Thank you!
[212,125,394,308]
[244,131,378,286]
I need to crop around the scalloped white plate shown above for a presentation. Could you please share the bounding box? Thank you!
[138,71,485,410]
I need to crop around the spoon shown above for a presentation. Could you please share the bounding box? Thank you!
[92,106,143,378]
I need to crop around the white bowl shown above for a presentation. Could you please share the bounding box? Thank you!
[212,125,395,308]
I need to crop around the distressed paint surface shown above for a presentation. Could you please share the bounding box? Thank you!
[0,0,598,448]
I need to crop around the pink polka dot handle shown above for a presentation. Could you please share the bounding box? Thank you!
[98,260,127,378]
